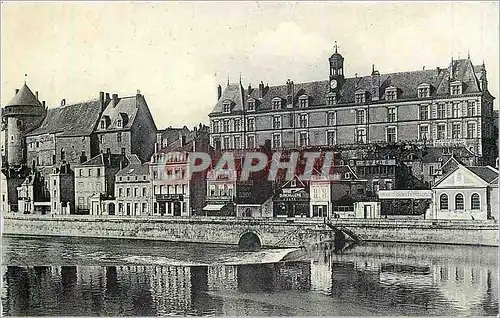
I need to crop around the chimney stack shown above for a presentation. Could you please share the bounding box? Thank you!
[112,94,119,107]
[42,101,46,108]
[259,81,265,98]
[286,79,294,107]
[35,91,39,100]
[248,84,252,92]
[15,89,19,95]
[61,99,66,107]
[217,85,222,100]
[371,65,380,101]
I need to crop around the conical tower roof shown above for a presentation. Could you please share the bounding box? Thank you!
[6,83,41,107]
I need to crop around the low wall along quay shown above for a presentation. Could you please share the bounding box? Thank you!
[2,215,498,248]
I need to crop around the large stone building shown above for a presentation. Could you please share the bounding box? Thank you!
[1,84,158,214]
[208,47,497,165]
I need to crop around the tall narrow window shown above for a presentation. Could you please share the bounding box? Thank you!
[327,112,336,126]
[467,101,476,117]
[233,136,241,149]
[247,135,255,148]
[437,104,446,119]
[419,125,429,140]
[437,124,446,140]
[455,194,464,210]
[440,194,448,210]
[299,114,308,128]
[467,122,476,138]
[355,128,366,144]
[234,119,241,132]
[247,100,255,112]
[471,193,480,210]
[272,134,281,148]
[117,119,122,128]
[223,120,229,132]
[327,131,336,146]
[299,132,309,147]
[223,137,230,150]
[387,107,396,122]
[299,97,308,108]
[386,127,397,143]
[419,105,429,120]
[356,110,366,124]
[247,117,255,131]
[117,132,122,142]
[355,92,366,104]
[60,148,65,161]
[223,102,231,113]
[452,123,461,139]
[452,103,460,118]
[273,116,282,129]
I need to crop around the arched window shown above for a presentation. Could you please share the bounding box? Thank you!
[455,194,464,210]
[439,194,448,210]
[60,148,65,161]
[471,193,480,210]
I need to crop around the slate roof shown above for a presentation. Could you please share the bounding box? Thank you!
[27,99,102,137]
[97,95,140,131]
[115,154,147,176]
[467,166,498,183]
[210,58,483,115]
[78,153,127,168]
[6,83,42,107]
[421,147,475,163]
[116,163,149,177]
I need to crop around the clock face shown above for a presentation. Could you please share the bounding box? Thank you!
[330,79,338,89]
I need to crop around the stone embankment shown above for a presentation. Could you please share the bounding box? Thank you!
[2,214,498,247]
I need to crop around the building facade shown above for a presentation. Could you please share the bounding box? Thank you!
[209,48,496,165]
[115,155,150,216]
[74,153,128,214]
[150,125,210,217]
[432,164,498,220]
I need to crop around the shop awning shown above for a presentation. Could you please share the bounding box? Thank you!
[203,204,225,211]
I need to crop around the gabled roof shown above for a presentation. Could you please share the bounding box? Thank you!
[27,99,102,137]
[467,166,499,183]
[77,153,127,168]
[433,164,498,188]
[210,59,483,115]
[6,83,42,107]
[116,160,149,177]
[98,95,139,130]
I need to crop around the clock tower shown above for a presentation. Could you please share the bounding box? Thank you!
[329,43,345,92]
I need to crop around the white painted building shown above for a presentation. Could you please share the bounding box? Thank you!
[432,164,498,220]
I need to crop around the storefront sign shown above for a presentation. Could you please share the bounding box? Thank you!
[155,194,183,201]
[378,190,432,199]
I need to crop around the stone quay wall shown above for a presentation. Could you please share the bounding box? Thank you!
[2,215,498,247]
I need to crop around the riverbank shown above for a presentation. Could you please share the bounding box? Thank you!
[2,214,498,247]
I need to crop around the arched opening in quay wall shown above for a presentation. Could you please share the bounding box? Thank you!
[238,232,262,251]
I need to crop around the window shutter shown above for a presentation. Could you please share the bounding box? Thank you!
[431,123,437,140]
[446,102,452,118]
[432,104,437,119]
[462,101,467,117]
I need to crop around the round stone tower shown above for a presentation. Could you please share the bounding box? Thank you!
[2,83,46,167]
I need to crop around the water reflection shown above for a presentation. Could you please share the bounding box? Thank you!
[1,239,498,316]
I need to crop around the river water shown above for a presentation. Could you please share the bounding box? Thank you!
[1,235,498,316]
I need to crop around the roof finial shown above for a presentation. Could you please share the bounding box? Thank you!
[467,49,470,60]
[227,74,229,86]
[24,73,27,84]
[239,72,242,84]
[334,41,338,54]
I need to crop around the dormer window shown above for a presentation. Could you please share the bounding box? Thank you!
[298,95,309,108]
[223,100,232,113]
[100,116,110,130]
[355,91,366,104]
[326,93,337,106]
[117,113,128,128]
[247,99,255,112]
[272,97,282,110]
[450,81,462,96]
[418,83,430,98]
[385,87,397,100]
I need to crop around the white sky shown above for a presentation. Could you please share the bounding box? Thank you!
[2,2,499,129]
